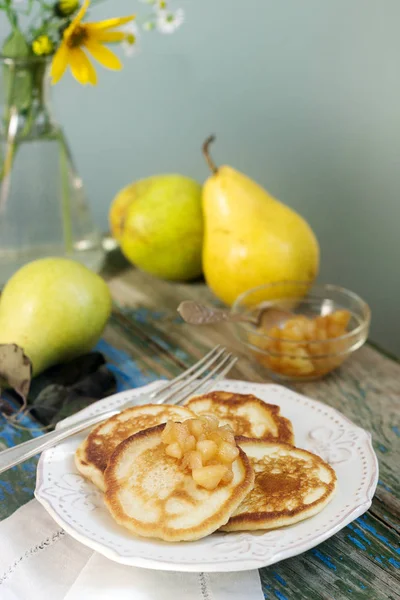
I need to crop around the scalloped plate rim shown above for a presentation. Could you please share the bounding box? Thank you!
[35,379,379,572]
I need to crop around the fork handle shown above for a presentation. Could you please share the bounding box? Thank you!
[0,409,119,475]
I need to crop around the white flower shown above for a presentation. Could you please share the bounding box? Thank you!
[122,23,140,57]
[156,7,184,34]
[143,20,156,31]
[153,0,168,12]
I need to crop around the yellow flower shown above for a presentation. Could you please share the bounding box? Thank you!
[50,0,135,86]
[55,0,80,17]
[32,35,54,56]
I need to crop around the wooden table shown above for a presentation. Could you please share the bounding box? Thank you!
[1,255,399,599]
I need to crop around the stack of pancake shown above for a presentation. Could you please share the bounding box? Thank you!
[75,391,337,542]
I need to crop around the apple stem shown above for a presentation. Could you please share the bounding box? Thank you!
[202,135,218,174]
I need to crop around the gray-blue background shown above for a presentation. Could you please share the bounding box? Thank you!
[1,1,398,355]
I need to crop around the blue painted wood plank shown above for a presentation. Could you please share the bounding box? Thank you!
[95,338,161,391]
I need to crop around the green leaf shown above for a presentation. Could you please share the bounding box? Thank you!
[0,344,32,407]
[2,29,30,58]
[2,30,34,116]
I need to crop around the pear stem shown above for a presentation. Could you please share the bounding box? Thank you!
[202,135,218,174]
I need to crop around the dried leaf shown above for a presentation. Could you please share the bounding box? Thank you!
[0,397,15,416]
[40,352,106,387]
[31,366,116,426]
[70,365,116,398]
[31,384,69,425]
[28,352,106,399]
[0,344,32,409]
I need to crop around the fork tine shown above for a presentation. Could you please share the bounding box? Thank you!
[155,347,229,405]
[167,354,238,406]
[148,345,221,400]
[190,356,238,398]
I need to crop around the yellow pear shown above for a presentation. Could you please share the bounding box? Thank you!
[0,258,112,376]
[201,137,320,306]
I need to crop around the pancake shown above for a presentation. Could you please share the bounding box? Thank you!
[220,438,337,532]
[185,391,294,444]
[104,424,255,542]
[75,404,195,491]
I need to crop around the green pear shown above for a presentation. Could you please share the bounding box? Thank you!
[0,258,112,376]
[110,175,203,281]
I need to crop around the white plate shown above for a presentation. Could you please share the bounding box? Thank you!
[35,380,378,572]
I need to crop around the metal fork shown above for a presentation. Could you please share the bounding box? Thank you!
[0,346,237,474]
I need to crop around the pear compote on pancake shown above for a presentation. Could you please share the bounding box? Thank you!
[104,417,255,542]
[185,392,294,444]
[75,404,195,491]
[161,415,242,490]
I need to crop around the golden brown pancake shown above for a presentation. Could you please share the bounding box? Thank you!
[220,438,337,532]
[185,391,294,443]
[75,404,195,491]
[104,424,255,542]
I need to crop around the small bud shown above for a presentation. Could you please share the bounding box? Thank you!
[54,0,80,18]
[32,35,54,56]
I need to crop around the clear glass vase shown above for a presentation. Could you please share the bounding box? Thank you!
[0,56,105,285]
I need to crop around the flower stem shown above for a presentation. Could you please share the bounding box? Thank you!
[0,108,18,214]
[60,136,73,254]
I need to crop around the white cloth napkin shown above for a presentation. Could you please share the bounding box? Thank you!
[0,501,264,600]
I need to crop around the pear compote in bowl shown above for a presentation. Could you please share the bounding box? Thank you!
[231,282,370,382]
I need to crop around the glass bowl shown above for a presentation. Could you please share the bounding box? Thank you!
[231,282,371,382]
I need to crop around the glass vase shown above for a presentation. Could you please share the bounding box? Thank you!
[0,56,105,285]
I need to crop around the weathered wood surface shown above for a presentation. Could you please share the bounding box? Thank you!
[105,265,400,599]
[1,256,399,599]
